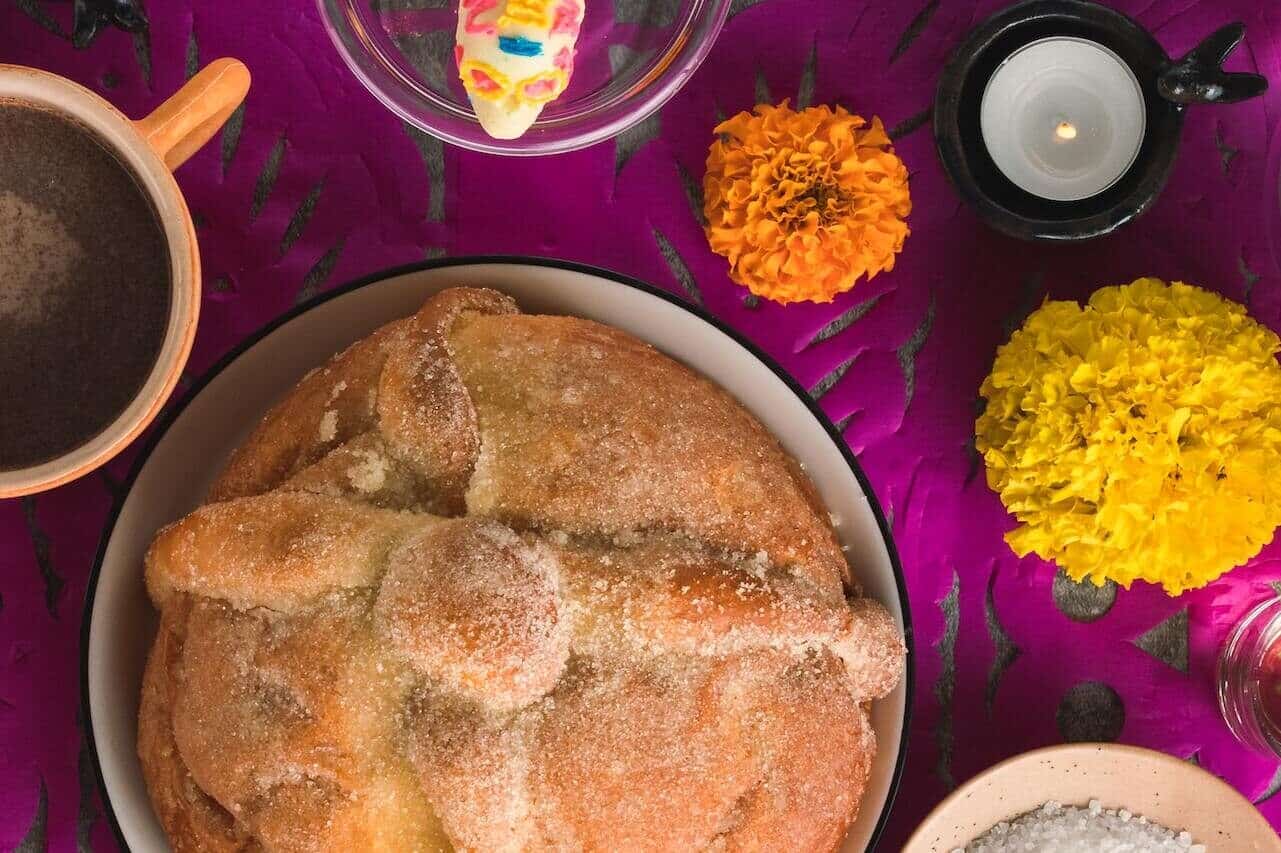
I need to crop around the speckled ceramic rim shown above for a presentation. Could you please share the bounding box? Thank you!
[81,256,914,852]
[902,742,1281,852]
[0,65,201,499]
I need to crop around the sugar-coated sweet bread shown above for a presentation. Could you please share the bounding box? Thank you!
[138,286,905,852]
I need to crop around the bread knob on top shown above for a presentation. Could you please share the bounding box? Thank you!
[456,0,584,139]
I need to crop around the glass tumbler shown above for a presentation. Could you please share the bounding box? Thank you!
[1218,596,1281,757]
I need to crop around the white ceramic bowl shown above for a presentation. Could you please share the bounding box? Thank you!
[904,743,1281,852]
[82,258,913,851]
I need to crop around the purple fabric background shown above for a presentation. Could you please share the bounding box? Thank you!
[3,0,1281,849]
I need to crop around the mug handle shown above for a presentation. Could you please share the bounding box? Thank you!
[135,58,251,171]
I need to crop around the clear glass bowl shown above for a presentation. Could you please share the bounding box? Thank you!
[318,0,729,156]
[1217,596,1281,757]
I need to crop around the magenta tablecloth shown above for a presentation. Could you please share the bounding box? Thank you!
[4,0,1281,849]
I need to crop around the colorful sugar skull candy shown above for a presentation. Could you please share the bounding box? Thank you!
[456,0,584,139]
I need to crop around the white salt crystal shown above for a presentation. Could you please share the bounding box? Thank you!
[963,800,1205,853]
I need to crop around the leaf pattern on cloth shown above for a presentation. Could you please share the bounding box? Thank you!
[15,779,47,853]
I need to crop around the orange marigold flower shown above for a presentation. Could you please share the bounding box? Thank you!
[702,101,911,305]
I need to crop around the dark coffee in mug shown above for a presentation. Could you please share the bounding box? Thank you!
[0,100,171,471]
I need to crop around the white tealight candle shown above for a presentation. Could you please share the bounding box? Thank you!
[981,37,1146,202]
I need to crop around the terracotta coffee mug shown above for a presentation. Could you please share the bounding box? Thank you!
[0,58,249,498]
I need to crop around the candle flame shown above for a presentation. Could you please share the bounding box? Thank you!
[1055,121,1078,141]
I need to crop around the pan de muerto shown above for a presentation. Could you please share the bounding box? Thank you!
[138,287,905,852]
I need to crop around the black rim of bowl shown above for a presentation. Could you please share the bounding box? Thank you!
[80,255,916,852]
[934,0,1185,241]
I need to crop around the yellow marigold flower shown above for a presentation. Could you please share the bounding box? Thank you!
[702,101,911,305]
[976,278,1281,595]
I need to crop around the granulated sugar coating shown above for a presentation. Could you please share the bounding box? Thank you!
[958,800,1206,853]
[138,287,908,851]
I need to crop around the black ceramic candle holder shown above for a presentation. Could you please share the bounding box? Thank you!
[935,0,1267,241]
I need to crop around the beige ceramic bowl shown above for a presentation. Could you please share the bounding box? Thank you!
[905,743,1281,852]
[0,59,249,498]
